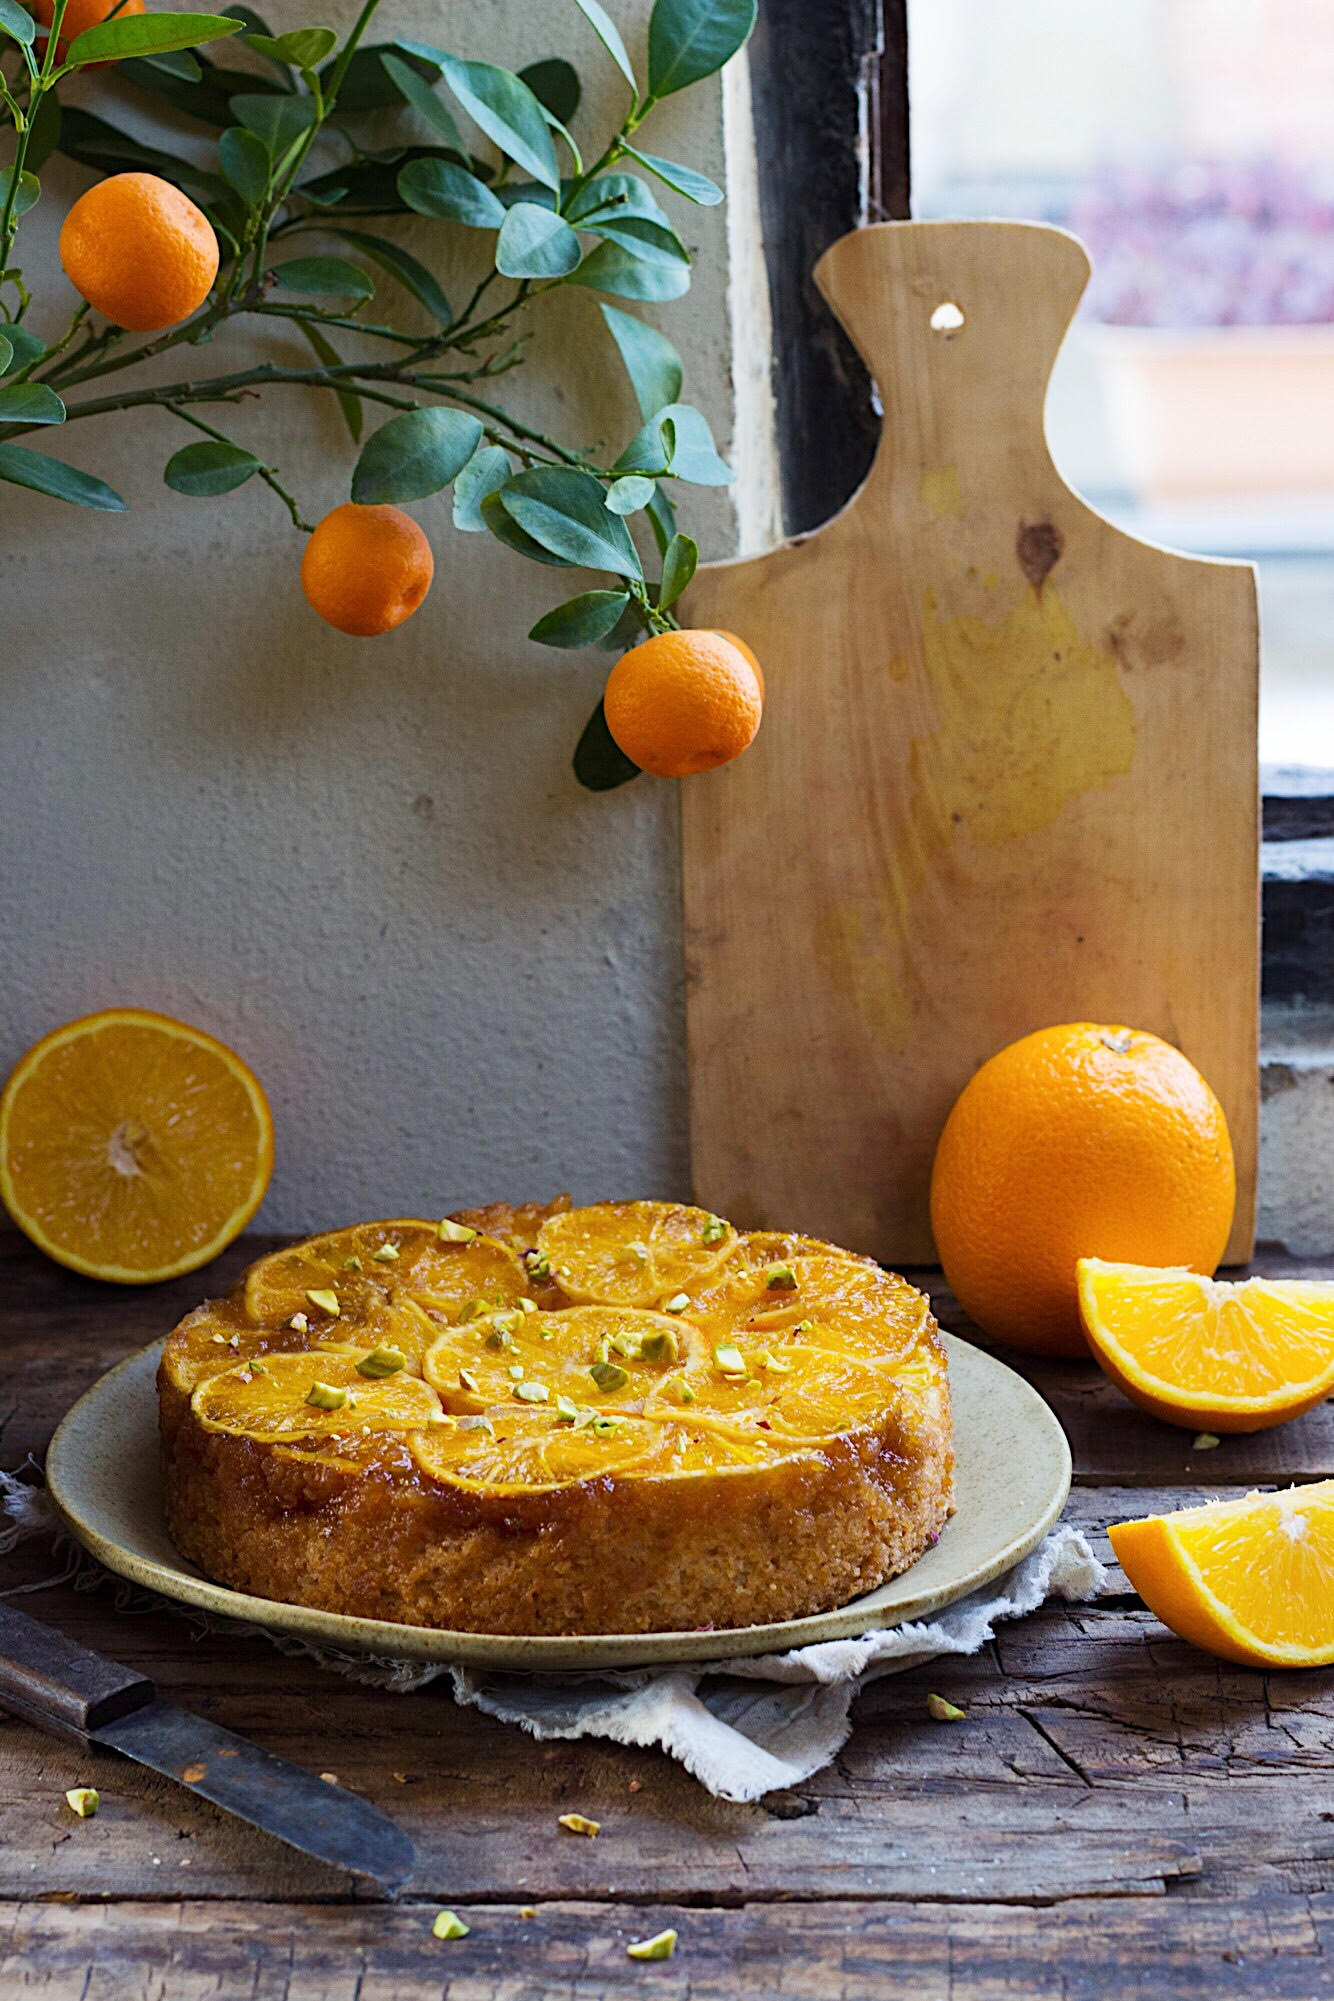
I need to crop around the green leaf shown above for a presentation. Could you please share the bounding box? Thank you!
[567,172,671,228]
[480,487,574,566]
[325,41,440,112]
[605,475,654,516]
[500,467,642,579]
[230,91,318,154]
[57,107,223,194]
[658,531,697,609]
[574,696,641,790]
[529,589,631,648]
[0,442,127,510]
[645,479,676,559]
[496,202,581,280]
[572,0,636,93]
[623,143,722,205]
[0,335,10,375]
[163,438,261,494]
[617,401,731,485]
[245,25,336,69]
[0,383,64,425]
[298,318,361,443]
[600,305,682,420]
[0,169,40,220]
[272,256,374,299]
[0,326,44,376]
[24,89,61,173]
[0,0,35,46]
[519,57,580,125]
[397,157,504,227]
[453,444,511,531]
[403,44,560,192]
[64,10,244,66]
[567,240,690,301]
[380,52,468,156]
[646,0,755,100]
[586,213,688,270]
[218,124,269,206]
[352,405,483,504]
[327,227,451,325]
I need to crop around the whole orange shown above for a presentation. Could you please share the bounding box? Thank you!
[929,1023,1235,1357]
[301,503,435,636]
[712,629,764,699]
[33,0,144,60]
[603,629,763,779]
[59,173,219,331]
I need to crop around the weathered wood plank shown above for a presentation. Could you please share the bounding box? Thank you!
[0,1893,1329,2000]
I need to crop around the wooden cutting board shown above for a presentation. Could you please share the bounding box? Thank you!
[683,221,1259,1265]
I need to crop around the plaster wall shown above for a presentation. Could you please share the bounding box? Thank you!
[1,0,743,1230]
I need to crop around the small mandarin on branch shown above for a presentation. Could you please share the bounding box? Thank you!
[59,173,219,332]
[603,628,763,779]
[301,503,435,636]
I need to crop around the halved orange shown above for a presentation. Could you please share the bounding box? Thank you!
[0,1009,272,1284]
[1109,1484,1334,1667]
[536,1200,736,1308]
[1078,1259,1334,1432]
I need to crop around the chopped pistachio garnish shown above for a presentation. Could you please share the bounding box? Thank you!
[639,1328,679,1365]
[626,1240,650,1264]
[305,1381,349,1410]
[306,1288,340,1318]
[556,1395,580,1423]
[437,1218,477,1244]
[508,1364,525,1380]
[515,1380,549,1403]
[371,1243,400,1264]
[713,1343,747,1375]
[540,1328,555,1340]
[228,1334,241,1348]
[757,1350,792,1375]
[667,1375,696,1404]
[609,1333,642,1360]
[518,1297,538,1315]
[248,1359,266,1376]
[432,1909,470,1940]
[701,1216,727,1244]
[64,1787,99,1818]
[793,1319,814,1335]
[460,1297,490,1322]
[927,1693,966,1722]
[590,1360,630,1393]
[485,1326,515,1353]
[286,1312,309,1333]
[765,1263,798,1292]
[522,1248,550,1280]
[591,1415,622,1436]
[627,1929,677,1962]
[460,1414,494,1435]
[210,1334,226,1345]
[557,1812,600,1837]
[663,1293,690,1315]
[357,1347,407,1379]
[458,1368,481,1394]
[1193,1432,1221,1451]
[425,1410,455,1427]
[342,1255,363,1271]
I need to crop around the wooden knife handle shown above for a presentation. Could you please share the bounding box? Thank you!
[0,1602,155,1744]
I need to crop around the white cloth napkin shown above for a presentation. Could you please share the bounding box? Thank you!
[0,1470,1102,1803]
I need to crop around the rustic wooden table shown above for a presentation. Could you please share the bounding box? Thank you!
[3,1234,1333,1998]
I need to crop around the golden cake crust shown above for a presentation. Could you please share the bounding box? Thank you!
[159,1201,955,1636]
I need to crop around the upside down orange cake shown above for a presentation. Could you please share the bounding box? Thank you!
[158,1199,955,1635]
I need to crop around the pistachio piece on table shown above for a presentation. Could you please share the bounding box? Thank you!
[64,1787,99,1818]
[432,1910,470,1940]
[627,1929,678,1961]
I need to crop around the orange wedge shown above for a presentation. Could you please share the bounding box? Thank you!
[0,1009,272,1284]
[1078,1259,1334,1432]
[1109,1484,1334,1667]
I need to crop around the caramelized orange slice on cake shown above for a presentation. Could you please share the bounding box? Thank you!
[1110,1483,1334,1667]
[242,1221,527,1330]
[644,1336,929,1444]
[410,1404,670,1492]
[421,1303,695,1415]
[191,1349,444,1438]
[536,1200,736,1308]
[1078,1259,1334,1432]
[686,1253,933,1366]
[718,1230,873,1275]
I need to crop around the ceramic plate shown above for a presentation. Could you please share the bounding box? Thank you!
[46,1331,1070,1671]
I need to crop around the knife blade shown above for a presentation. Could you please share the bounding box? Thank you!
[0,1600,414,1891]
